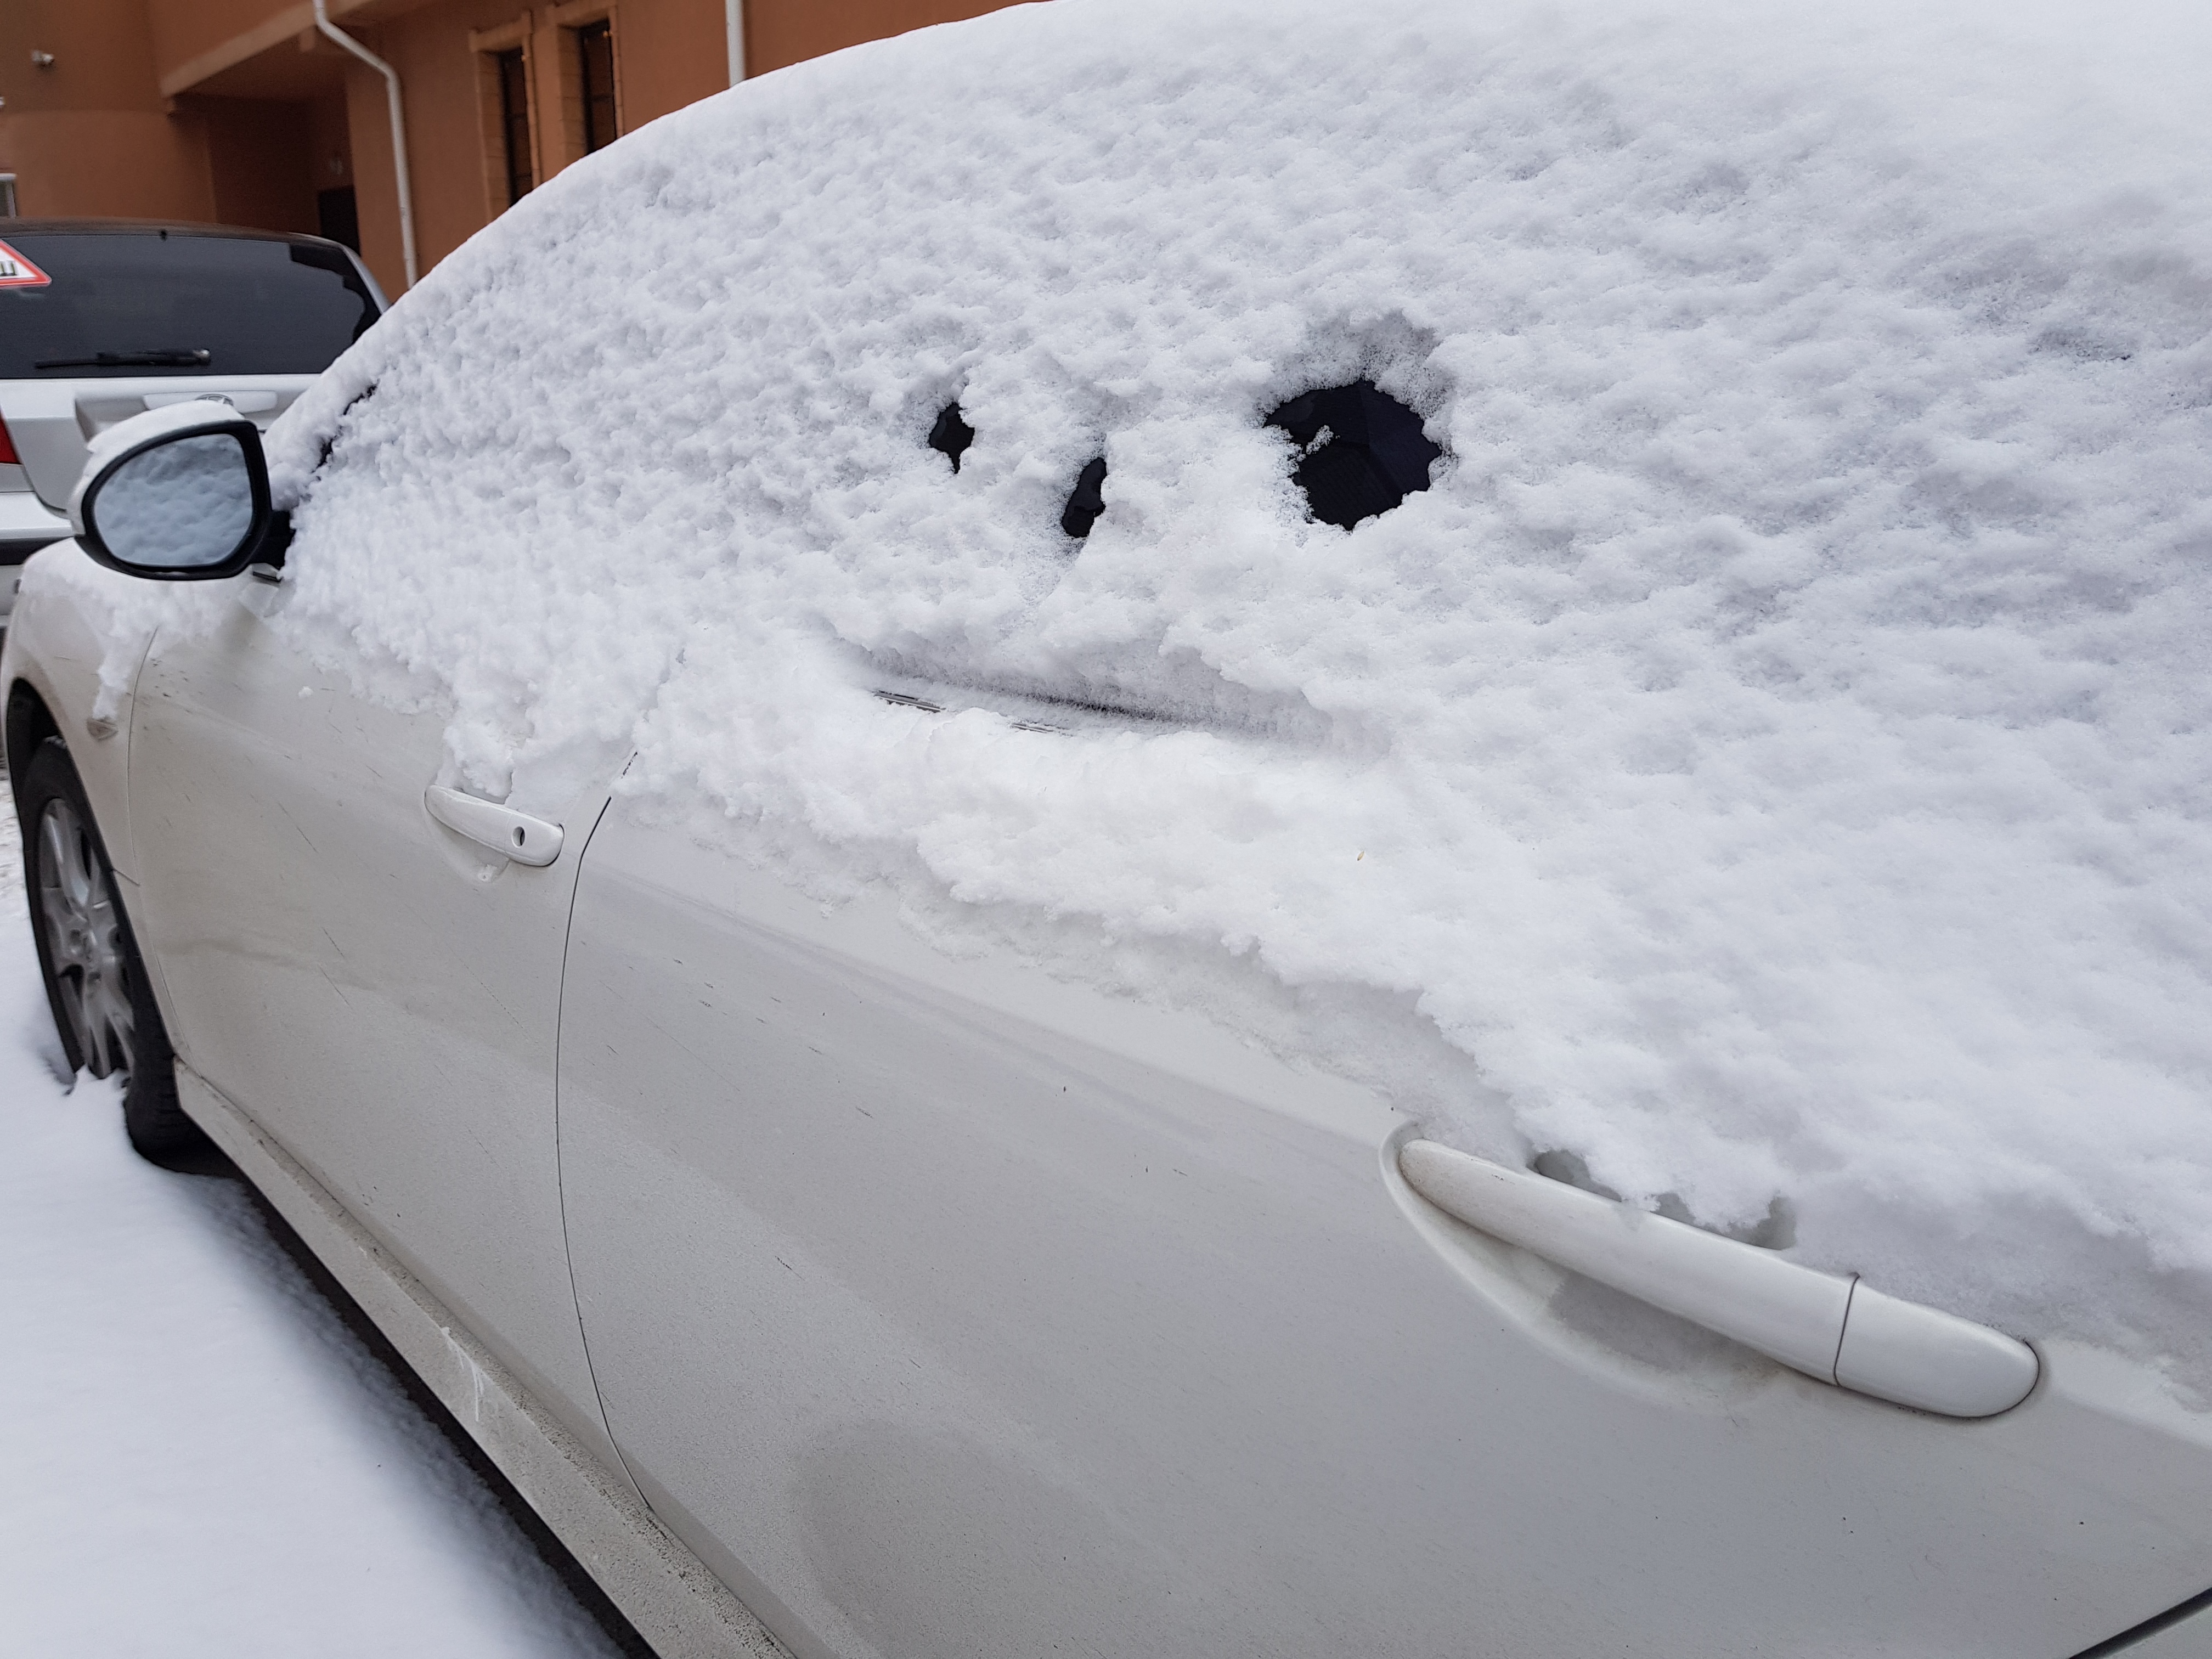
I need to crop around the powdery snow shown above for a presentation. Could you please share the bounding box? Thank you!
[201,0,2212,1372]
[0,815,623,1655]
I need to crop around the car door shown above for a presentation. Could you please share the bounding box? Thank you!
[558,793,2212,1659]
[124,590,622,1472]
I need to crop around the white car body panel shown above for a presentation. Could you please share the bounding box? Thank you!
[2,544,143,876]
[171,1062,785,1659]
[120,594,627,1481]
[7,544,2210,1654]
[557,798,2212,1659]
[2121,1605,2212,1656]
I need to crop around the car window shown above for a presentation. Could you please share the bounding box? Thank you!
[0,232,379,379]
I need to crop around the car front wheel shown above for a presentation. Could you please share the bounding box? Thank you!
[20,735,213,1169]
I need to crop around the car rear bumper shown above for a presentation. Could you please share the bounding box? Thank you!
[0,485,73,620]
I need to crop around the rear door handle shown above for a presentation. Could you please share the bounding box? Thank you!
[424,786,565,867]
[1398,1139,2038,1418]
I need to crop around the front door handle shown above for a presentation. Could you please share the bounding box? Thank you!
[424,786,565,867]
[1398,1139,2038,1418]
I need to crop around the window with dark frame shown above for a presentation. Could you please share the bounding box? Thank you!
[578,20,617,154]
[316,187,359,251]
[495,48,533,206]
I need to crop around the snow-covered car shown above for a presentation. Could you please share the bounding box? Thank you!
[8,2,2212,1655]
[0,220,383,627]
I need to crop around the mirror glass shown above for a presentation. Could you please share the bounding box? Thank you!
[91,432,256,570]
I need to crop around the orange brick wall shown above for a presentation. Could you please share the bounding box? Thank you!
[746,0,1022,76]
[0,0,1022,291]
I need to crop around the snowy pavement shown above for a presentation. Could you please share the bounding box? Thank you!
[0,793,629,1658]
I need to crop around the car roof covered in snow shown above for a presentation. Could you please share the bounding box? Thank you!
[239,0,2212,1372]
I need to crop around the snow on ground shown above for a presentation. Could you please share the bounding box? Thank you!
[0,798,622,1657]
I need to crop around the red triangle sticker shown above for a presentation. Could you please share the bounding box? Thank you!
[0,239,50,289]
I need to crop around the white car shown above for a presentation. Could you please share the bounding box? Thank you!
[0,219,383,625]
[9,3,2212,1655]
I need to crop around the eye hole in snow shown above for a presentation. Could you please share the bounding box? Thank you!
[1060,455,1108,538]
[927,402,974,473]
[1267,380,1442,529]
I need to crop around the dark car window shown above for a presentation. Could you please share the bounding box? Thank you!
[0,231,380,378]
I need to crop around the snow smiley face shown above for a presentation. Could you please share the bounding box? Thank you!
[927,379,1441,543]
[267,0,2212,1380]
[853,367,1451,735]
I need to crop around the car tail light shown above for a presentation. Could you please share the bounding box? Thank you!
[0,412,18,466]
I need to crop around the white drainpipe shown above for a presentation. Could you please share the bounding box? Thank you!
[726,0,746,84]
[313,0,418,290]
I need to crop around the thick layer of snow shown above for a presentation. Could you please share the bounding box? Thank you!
[230,0,2212,1370]
[0,819,620,1655]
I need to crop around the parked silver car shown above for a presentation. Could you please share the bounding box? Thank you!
[8,3,2212,1656]
[0,220,382,622]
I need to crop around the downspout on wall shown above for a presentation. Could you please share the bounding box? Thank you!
[726,0,746,85]
[312,0,417,290]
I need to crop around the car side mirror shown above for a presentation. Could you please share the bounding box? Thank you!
[70,410,290,581]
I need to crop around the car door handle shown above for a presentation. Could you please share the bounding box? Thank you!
[1397,1140,2038,1418]
[423,786,565,867]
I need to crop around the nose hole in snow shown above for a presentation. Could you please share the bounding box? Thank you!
[1060,456,1108,538]
[928,403,974,473]
[1267,380,1441,529]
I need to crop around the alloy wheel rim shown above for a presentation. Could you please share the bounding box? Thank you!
[36,797,134,1079]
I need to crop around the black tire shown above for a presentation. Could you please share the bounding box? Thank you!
[19,735,215,1169]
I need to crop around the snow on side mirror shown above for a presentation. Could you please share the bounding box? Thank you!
[70,403,285,581]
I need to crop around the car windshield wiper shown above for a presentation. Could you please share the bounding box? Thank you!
[33,349,212,370]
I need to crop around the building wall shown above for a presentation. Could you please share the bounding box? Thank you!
[747,0,1020,77]
[200,97,320,235]
[0,0,217,221]
[325,0,732,289]
[0,0,1023,293]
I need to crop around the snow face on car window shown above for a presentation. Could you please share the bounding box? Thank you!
[266,0,2212,1372]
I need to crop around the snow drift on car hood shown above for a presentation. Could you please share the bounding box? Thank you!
[261,0,2212,1372]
